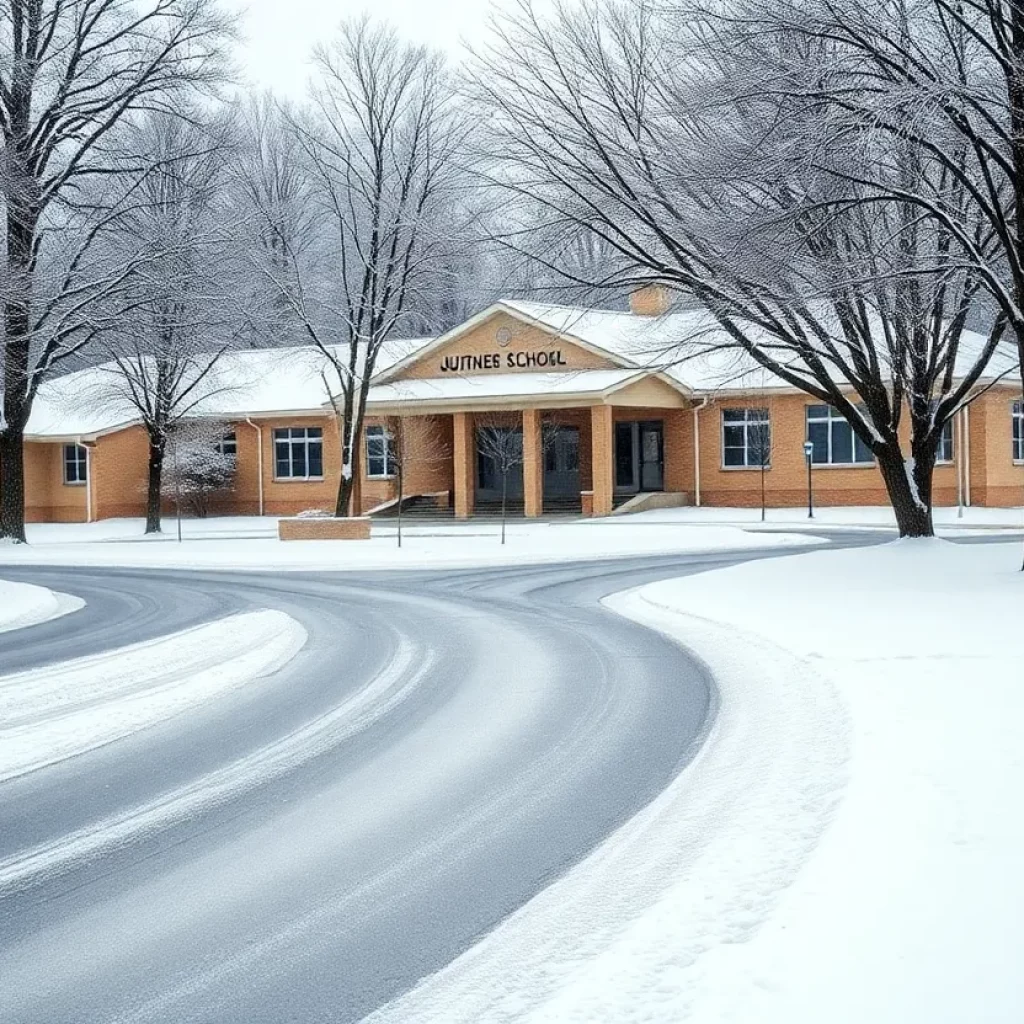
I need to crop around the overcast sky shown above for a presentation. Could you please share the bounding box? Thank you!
[226,0,513,99]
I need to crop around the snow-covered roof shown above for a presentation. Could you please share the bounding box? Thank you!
[366,368,659,409]
[26,338,431,440]
[495,300,1020,393]
[24,297,1020,440]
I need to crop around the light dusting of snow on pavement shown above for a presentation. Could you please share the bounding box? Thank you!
[368,539,1024,1024]
[0,578,84,633]
[0,610,306,783]
[364,583,851,1024]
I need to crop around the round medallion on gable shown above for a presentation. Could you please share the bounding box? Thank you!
[495,326,513,348]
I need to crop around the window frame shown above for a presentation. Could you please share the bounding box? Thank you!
[273,426,324,481]
[1013,400,1024,464]
[365,424,397,479]
[62,443,88,486]
[720,407,771,470]
[215,430,238,459]
[805,404,875,467]
[936,417,955,465]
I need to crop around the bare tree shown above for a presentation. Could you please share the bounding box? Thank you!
[244,18,464,519]
[473,0,1014,537]
[475,416,559,544]
[0,0,229,542]
[475,419,524,545]
[90,111,243,533]
[721,0,1024,556]
[386,416,452,548]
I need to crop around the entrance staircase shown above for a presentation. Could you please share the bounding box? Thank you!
[370,493,583,521]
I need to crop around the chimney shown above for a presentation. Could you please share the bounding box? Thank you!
[629,283,672,317]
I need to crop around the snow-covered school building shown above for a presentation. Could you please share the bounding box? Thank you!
[18,286,1024,523]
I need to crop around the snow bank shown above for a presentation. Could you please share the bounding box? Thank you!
[0,609,306,782]
[369,539,1024,1024]
[0,624,427,896]
[0,517,820,571]
[0,578,84,633]
[364,579,851,1023]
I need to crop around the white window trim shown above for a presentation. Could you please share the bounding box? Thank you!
[365,424,396,480]
[273,427,324,482]
[720,407,771,470]
[806,405,875,467]
[215,431,238,458]
[62,443,88,486]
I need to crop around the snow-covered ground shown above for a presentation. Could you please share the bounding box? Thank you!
[0,516,820,571]
[625,502,1024,532]
[368,539,1024,1024]
[0,610,305,783]
[0,578,84,633]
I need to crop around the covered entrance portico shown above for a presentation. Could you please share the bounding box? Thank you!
[367,378,690,518]
[363,306,693,518]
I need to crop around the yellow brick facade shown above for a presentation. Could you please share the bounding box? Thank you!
[14,314,1024,522]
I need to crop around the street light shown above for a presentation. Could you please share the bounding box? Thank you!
[803,440,815,519]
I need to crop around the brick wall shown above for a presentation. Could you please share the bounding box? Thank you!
[693,394,977,509]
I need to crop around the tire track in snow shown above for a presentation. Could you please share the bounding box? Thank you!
[0,610,307,783]
[0,629,432,896]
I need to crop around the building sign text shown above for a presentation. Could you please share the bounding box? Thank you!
[439,350,568,373]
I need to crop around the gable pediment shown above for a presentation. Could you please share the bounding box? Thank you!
[385,308,623,383]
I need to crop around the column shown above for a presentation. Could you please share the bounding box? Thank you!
[453,411,475,518]
[591,404,614,516]
[523,408,543,518]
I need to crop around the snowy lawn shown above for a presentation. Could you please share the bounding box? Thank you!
[0,516,821,570]
[367,539,1024,1024]
[0,610,305,783]
[0,578,84,633]
[624,502,1024,532]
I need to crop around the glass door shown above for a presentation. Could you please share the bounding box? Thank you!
[639,421,664,491]
[614,421,639,493]
[544,426,581,498]
[476,427,524,502]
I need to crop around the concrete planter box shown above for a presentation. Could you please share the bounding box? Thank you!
[278,517,372,541]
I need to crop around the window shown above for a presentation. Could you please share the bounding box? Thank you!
[215,431,237,458]
[365,425,396,478]
[1014,401,1024,462]
[274,427,323,479]
[722,408,771,468]
[806,404,873,465]
[63,443,88,485]
[937,419,954,463]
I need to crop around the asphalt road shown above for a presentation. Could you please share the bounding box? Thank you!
[0,547,825,1023]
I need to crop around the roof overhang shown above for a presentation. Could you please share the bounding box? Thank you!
[364,369,690,415]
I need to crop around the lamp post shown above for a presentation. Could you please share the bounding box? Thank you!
[803,440,814,519]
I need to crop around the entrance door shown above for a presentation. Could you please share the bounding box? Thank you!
[639,421,665,491]
[615,421,638,493]
[476,426,524,502]
[544,426,581,499]
[614,420,665,494]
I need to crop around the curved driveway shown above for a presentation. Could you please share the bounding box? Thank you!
[0,549,794,1024]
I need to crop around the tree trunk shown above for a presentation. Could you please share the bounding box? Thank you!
[396,465,403,549]
[875,441,935,538]
[146,439,165,534]
[2,211,35,545]
[0,427,27,543]
[501,471,507,545]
